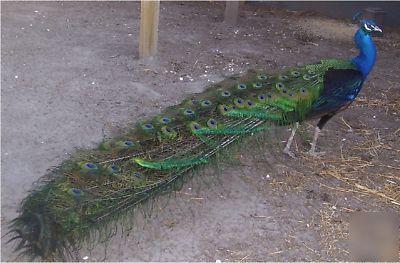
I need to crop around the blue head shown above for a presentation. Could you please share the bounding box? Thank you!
[351,19,382,79]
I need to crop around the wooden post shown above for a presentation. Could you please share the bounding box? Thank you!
[224,1,240,26]
[139,0,160,59]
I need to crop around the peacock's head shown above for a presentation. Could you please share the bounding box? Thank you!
[360,19,382,34]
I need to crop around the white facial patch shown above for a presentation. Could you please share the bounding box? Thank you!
[364,24,373,31]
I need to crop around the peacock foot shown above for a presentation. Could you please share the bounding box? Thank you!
[283,147,296,158]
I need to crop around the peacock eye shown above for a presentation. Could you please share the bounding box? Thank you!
[207,118,218,128]
[234,98,245,108]
[253,82,262,89]
[68,188,83,197]
[124,141,134,147]
[219,104,230,114]
[291,71,301,77]
[276,82,285,89]
[161,126,177,138]
[221,90,231,97]
[279,75,289,81]
[108,164,121,174]
[190,122,201,131]
[184,109,194,116]
[201,100,212,107]
[85,163,97,169]
[142,123,154,130]
[159,117,171,124]
[258,74,268,80]
[237,83,247,90]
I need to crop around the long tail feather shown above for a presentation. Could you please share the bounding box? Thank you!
[7,59,357,260]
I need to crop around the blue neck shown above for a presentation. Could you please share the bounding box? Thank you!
[351,28,377,79]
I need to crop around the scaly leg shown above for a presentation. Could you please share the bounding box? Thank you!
[283,122,299,158]
[307,126,325,157]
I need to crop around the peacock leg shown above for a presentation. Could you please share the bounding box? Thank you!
[307,113,334,156]
[283,122,299,158]
[307,126,326,157]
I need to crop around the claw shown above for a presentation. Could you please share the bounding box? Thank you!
[283,147,296,158]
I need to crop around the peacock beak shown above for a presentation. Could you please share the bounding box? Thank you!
[372,25,382,33]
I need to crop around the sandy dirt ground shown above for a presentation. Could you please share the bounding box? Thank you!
[1,2,399,261]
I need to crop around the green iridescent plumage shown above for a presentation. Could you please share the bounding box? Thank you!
[8,58,359,261]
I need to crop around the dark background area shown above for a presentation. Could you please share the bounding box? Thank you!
[253,1,400,27]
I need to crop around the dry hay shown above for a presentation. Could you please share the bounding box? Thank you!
[303,127,399,208]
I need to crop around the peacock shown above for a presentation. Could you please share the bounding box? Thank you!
[7,17,382,261]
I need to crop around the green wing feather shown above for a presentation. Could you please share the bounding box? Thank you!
[8,59,356,260]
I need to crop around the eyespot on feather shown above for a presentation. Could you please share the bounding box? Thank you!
[257,74,268,80]
[201,100,212,107]
[219,104,230,115]
[233,98,245,108]
[183,108,195,116]
[276,82,285,90]
[258,94,266,102]
[161,126,177,139]
[221,90,231,97]
[237,83,247,90]
[68,188,83,198]
[107,164,121,174]
[246,100,255,108]
[79,162,99,174]
[207,118,218,128]
[116,140,135,148]
[141,123,154,131]
[189,122,202,133]
[279,75,289,81]
[158,117,171,124]
[291,71,301,77]
[252,82,262,89]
